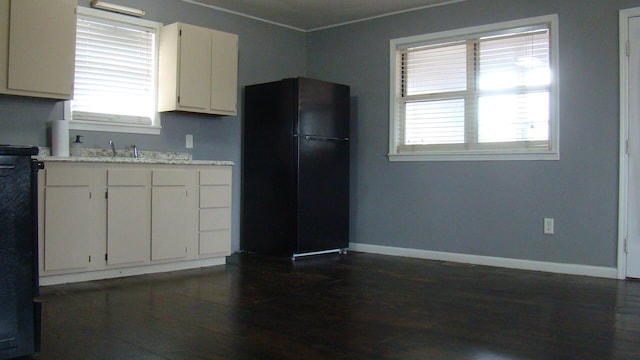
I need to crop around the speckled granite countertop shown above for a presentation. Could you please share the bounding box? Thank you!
[36,148,234,166]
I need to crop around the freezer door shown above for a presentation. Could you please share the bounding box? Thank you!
[295,136,349,254]
[296,78,350,139]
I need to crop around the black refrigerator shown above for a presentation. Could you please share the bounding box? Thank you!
[242,77,350,258]
[0,145,41,359]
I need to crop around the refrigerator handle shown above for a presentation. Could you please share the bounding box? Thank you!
[303,135,349,141]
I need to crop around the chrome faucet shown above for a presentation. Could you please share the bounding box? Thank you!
[132,145,139,158]
[109,140,116,157]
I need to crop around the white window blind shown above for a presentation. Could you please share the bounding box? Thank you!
[71,9,158,128]
[401,41,468,146]
[477,30,550,146]
[390,15,559,161]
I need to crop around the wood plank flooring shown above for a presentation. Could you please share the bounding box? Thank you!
[36,252,640,359]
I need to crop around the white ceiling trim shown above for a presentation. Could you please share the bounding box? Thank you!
[307,0,466,32]
[182,0,467,33]
[182,0,305,31]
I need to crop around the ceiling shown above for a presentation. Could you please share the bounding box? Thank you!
[182,0,465,31]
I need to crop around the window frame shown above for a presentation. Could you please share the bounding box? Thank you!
[66,7,162,135]
[389,14,560,161]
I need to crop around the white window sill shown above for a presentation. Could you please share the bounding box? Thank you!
[387,151,560,162]
[69,120,161,135]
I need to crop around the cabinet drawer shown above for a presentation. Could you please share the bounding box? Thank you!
[199,168,231,185]
[46,167,92,186]
[200,185,231,208]
[199,230,230,255]
[107,169,150,186]
[152,170,186,186]
[199,208,230,231]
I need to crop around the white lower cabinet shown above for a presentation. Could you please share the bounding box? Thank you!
[106,169,151,266]
[151,170,188,261]
[43,187,92,271]
[41,164,92,272]
[199,168,232,255]
[38,162,232,282]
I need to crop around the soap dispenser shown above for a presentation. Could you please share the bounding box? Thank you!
[71,135,84,157]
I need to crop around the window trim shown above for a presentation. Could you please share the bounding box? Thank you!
[66,7,162,135]
[389,14,560,161]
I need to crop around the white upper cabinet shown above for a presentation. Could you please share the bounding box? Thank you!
[158,22,238,116]
[0,0,76,99]
[210,30,238,113]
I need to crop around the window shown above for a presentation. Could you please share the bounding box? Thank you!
[389,15,559,161]
[67,7,162,134]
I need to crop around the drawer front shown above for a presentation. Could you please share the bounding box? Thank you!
[199,167,231,185]
[46,167,92,186]
[152,170,186,186]
[199,230,231,255]
[107,169,150,186]
[199,208,231,231]
[199,185,231,208]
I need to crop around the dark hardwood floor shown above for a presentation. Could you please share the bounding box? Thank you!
[37,252,640,359]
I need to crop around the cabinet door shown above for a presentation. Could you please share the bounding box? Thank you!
[106,186,150,265]
[44,187,91,271]
[2,0,76,98]
[151,186,188,261]
[151,170,188,261]
[178,23,211,111]
[210,30,238,115]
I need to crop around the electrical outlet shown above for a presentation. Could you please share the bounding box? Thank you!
[186,134,193,149]
[543,218,554,235]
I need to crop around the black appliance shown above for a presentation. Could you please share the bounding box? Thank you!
[242,77,350,258]
[0,145,41,359]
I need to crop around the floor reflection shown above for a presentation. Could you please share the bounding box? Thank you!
[37,252,640,359]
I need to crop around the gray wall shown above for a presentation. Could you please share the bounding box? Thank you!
[0,0,307,252]
[307,0,640,268]
[2,0,637,268]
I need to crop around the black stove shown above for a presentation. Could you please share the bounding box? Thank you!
[0,145,39,156]
[0,145,41,359]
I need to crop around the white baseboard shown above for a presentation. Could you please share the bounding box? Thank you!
[40,257,227,286]
[349,243,618,279]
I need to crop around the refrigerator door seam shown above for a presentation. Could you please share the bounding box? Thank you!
[299,135,349,141]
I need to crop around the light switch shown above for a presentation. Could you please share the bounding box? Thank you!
[186,134,193,149]
[543,218,554,235]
